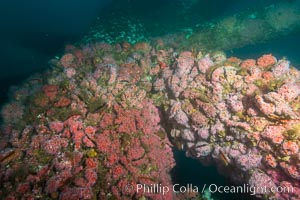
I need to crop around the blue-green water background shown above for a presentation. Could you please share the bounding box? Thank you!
[1,1,300,199]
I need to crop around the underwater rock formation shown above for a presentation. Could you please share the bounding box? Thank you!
[86,1,300,52]
[187,2,300,50]
[154,51,300,200]
[1,40,300,200]
[0,43,175,200]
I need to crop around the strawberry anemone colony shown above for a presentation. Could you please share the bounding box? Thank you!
[0,41,300,200]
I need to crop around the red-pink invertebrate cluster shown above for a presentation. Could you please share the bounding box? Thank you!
[1,39,300,200]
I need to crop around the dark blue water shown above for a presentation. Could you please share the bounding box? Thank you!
[0,0,112,104]
[0,1,299,199]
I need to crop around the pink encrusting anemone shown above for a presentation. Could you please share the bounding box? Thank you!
[152,51,300,200]
[0,39,300,200]
[0,42,175,200]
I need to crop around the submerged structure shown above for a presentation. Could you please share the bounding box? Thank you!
[86,1,300,51]
[1,1,300,200]
[0,40,299,199]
